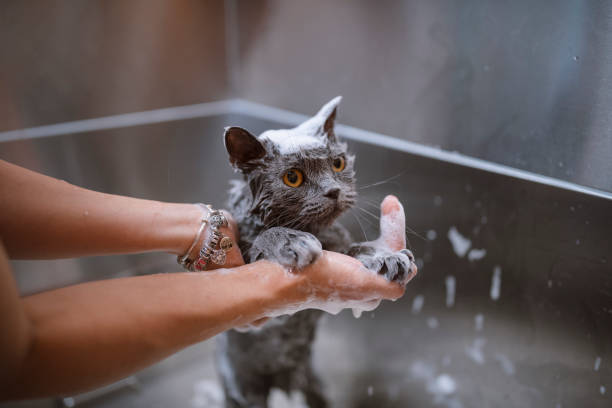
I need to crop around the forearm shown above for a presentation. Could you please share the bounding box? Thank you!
[4,260,299,399]
[0,160,200,259]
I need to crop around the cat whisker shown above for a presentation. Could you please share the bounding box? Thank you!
[354,205,425,245]
[357,171,407,190]
[354,205,380,220]
[349,210,369,241]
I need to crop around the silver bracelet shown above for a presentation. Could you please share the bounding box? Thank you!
[182,205,234,272]
[177,204,210,268]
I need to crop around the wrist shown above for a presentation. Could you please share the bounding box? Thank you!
[256,261,311,311]
[162,203,203,255]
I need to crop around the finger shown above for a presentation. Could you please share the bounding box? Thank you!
[314,251,405,300]
[364,271,406,300]
[378,195,406,251]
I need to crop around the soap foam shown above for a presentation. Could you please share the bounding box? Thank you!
[494,353,515,376]
[260,129,325,155]
[467,248,486,261]
[445,276,456,308]
[594,356,602,371]
[465,337,487,365]
[412,294,425,314]
[490,266,502,301]
[474,313,484,331]
[448,227,471,258]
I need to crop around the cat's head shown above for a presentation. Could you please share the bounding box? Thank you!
[224,96,356,232]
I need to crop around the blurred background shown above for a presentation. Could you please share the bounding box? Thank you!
[1,1,611,407]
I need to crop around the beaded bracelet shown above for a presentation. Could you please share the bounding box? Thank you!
[176,204,209,269]
[177,204,234,271]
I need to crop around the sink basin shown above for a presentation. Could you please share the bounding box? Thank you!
[1,110,610,408]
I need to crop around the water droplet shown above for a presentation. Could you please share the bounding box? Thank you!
[547,280,553,288]
[570,206,575,212]
[600,385,606,395]
[427,317,439,329]
[445,276,456,307]
[426,230,437,240]
[490,266,502,300]
[367,386,374,397]
[576,239,580,245]
[481,215,488,224]
[474,313,484,331]
[594,356,602,371]
[573,55,579,61]
[411,295,425,315]
[433,195,443,206]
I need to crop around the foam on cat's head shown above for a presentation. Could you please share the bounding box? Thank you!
[259,96,342,155]
[224,96,343,168]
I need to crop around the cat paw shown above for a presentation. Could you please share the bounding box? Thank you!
[249,227,323,269]
[349,245,416,284]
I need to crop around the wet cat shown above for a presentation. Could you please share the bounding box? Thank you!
[216,97,415,407]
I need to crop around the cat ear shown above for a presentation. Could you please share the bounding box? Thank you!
[315,96,342,141]
[224,127,267,171]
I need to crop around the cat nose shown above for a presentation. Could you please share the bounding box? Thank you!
[324,188,341,200]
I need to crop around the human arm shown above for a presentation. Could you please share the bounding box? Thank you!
[0,159,221,259]
[0,157,414,399]
[0,246,404,400]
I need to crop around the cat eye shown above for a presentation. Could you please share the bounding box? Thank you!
[332,157,346,172]
[283,169,304,187]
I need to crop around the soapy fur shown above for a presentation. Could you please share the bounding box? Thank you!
[217,97,415,407]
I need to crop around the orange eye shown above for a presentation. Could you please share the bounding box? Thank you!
[283,169,304,187]
[332,157,345,172]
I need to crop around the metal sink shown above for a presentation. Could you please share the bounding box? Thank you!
[1,110,610,408]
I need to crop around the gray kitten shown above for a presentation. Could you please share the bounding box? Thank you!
[216,97,415,408]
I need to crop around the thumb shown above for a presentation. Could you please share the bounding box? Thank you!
[378,195,406,251]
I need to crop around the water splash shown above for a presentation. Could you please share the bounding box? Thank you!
[412,294,425,315]
[191,379,224,408]
[448,227,471,258]
[427,229,438,240]
[427,317,440,329]
[474,314,484,331]
[428,374,456,395]
[268,388,308,408]
[445,276,456,307]
[465,338,487,365]
[494,353,515,376]
[490,266,502,301]
[467,248,487,261]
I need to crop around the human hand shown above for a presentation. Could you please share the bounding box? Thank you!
[303,195,416,299]
[258,195,417,320]
[198,209,245,271]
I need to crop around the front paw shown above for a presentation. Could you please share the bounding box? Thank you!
[249,227,322,269]
[349,245,416,284]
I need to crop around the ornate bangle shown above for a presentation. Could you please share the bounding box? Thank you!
[180,205,235,272]
[177,203,210,268]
